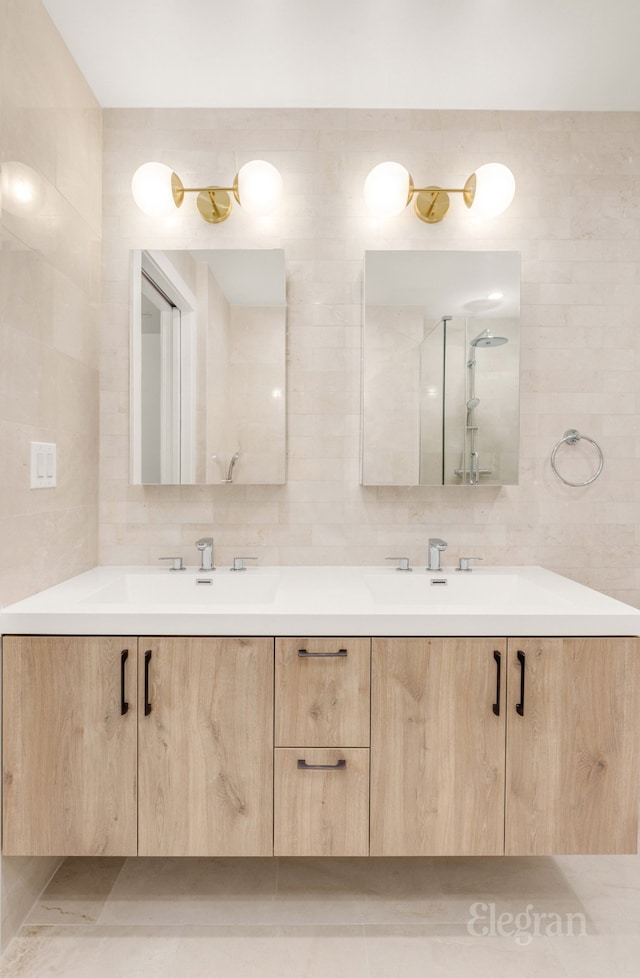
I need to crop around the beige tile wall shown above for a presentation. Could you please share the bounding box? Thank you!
[0,0,102,606]
[100,109,640,604]
[102,108,640,607]
[0,0,101,949]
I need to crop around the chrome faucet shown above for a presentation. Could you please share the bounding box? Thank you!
[195,537,215,571]
[427,538,448,572]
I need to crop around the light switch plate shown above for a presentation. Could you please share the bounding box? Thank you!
[30,442,56,489]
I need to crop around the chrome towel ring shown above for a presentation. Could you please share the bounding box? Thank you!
[550,429,604,487]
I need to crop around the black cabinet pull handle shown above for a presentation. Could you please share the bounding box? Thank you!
[144,650,152,716]
[492,650,501,716]
[297,759,346,771]
[297,649,348,658]
[516,650,526,716]
[120,650,129,716]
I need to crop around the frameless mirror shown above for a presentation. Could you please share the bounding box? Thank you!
[131,248,286,485]
[362,250,520,486]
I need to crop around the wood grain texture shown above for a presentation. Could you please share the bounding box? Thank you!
[275,637,371,747]
[2,636,137,856]
[505,637,640,855]
[137,637,274,856]
[274,748,369,856]
[371,637,506,856]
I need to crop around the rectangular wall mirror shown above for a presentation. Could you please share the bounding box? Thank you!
[362,250,520,486]
[131,248,286,485]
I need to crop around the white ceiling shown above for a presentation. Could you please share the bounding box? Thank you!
[42,0,640,110]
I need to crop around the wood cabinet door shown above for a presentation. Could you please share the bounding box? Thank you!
[138,637,274,856]
[371,637,506,856]
[275,637,370,747]
[505,637,640,855]
[2,636,137,856]
[274,748,369,856]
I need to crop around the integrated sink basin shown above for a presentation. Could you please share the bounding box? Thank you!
[2,564,640,637]
[364,570,573,611]
[80,570,280,606]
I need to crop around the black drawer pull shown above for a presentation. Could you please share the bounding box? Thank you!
[120,650,129,716]
[297,649,348,658]
[297,759,346,771]
[492,650,501,717]
[144,650,152,716]
[516,650,526,716]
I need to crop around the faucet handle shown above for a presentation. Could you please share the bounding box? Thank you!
[159,556,185,572]
[386,557,412,572]
[231,556,257,572]
[457,556,483,572]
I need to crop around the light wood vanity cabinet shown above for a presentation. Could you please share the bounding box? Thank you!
[3,633,638,858]
[2,636,273,857]
[139,637,273,857]
[505,637,640,855]
[2,636,138,856]
[371,637,507,856]
[372,636,640,857]
[274,637,371,856]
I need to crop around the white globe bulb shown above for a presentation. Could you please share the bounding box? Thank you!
[363,162,411,218]
[469,163,515,219]
[131,162,177,218]
[237,160,283,216]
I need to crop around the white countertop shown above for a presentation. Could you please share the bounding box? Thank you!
[1,565,639,637]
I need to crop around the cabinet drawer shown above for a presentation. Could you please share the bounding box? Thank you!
[274,748,369,856]
[275,637,370,747]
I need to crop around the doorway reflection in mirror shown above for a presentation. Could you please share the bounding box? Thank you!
[131,249,286,486]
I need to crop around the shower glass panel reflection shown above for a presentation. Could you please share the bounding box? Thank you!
[416,316,519,485]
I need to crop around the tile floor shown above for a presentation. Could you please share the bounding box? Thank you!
[1,854,639,976]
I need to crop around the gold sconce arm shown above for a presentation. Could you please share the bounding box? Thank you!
[170,173,240,224]
[410,174,477,224]
[132,160,282,224]
[364,161,513,224]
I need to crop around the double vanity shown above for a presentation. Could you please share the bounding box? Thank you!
[2,564,640,859]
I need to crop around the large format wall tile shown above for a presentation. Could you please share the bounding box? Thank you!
[0,0,102,950]
[0,0,101,606]
[103,108,640,605]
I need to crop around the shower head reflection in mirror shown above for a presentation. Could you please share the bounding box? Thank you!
[465,328,511,485]
[362,250,520,487]
[470,328,509,348]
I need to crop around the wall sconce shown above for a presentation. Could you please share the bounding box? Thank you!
[363,161,515,223]
[131,159,283,223]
